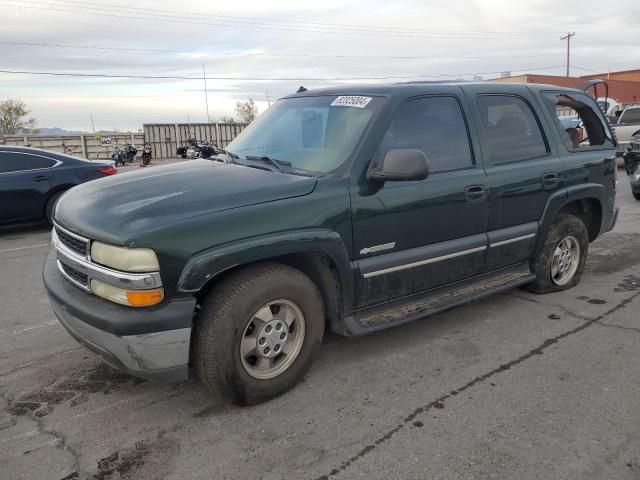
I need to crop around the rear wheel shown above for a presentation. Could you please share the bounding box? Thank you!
[45,191,65,225]
[525,214,589,293]
[633,191,640,201]
[194,262,325,405]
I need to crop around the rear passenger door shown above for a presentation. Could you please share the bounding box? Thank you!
[351,94,489,308]
[466,88,562,271]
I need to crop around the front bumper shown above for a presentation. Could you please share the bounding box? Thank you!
[43,251,195,382]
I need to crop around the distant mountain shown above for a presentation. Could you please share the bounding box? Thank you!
[36,127,88,135]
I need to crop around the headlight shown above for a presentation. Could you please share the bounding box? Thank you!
[91,241,159,272]
[90,279,164,307]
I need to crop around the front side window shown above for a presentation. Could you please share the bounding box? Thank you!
[225,95,382,173]
[476,95,549,164]
[619,108,640,125]
[379,96,474,174]
[542,92,614,151]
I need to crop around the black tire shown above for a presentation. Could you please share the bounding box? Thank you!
[45,191,65,225]
[633,191,640,201]
[181,154,187,159]
[194,262,325,405]
[525,214,589,294]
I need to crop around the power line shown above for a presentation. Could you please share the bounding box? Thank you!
[0,40,559,60]
[0,65,566,81]
[2,0,552,39]
[53,0,528,35]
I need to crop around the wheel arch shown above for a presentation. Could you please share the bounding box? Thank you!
[536,184,605,254]
[180,229,354,334]
[43,183,76,219]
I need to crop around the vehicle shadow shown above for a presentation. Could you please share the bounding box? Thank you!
[0,221,50,239]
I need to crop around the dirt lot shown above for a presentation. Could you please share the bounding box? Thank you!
[1,172,639,480]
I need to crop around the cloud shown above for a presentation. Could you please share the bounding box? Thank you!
[0,0,638,130]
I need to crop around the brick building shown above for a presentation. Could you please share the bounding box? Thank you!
[491,69,640,104]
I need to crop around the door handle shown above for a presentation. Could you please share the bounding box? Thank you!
[464,185,488,202]
[33,175,52,182]
[541,172,559,190]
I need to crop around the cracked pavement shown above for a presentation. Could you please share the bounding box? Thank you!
[1,177,639,480]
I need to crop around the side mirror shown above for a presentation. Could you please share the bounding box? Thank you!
[368,148,430,182]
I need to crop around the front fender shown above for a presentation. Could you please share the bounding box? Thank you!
[176,228,353,308]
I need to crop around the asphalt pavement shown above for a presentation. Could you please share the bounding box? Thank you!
[1,173,639,480]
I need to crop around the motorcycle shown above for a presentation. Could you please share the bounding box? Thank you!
[111,145,127,167]
[177,139,215,159]
[125,144,137,164]
[141,143,152,166]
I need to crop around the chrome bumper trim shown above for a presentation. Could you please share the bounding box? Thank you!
[53,228,162,291]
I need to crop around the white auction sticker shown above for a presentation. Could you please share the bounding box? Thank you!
[330,96,372,108]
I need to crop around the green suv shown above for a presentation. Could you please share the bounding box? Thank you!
[44,82,618,405]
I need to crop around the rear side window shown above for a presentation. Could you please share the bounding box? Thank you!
[380,96,474,174]
[0,152,56,173]
[476,95,549,164]
[542,92,614,150]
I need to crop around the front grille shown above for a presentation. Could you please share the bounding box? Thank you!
[60,261,88,287]
[56,227,88,257]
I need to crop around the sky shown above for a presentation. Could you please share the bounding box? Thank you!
[0,0,639,131]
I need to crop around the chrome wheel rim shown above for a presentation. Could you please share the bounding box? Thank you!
[551,235,580,286]
[240,299,306,380]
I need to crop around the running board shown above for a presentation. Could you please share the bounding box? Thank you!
[344,263,535,335]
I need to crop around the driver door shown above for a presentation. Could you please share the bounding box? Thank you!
[350,94,489,309]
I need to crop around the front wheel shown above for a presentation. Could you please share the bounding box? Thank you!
[525,214,589,294]
[194,262,325,405]
[633,191,640,201]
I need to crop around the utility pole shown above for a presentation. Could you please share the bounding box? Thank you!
[560,32,575,77]
[90,113,95,134]
[202,64,211,123]
[265,90,271,108]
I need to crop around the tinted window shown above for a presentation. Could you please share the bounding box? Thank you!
[476,95,548,164]
[542,92,614,150]
[620,108,640,124]
[0,152,56,173]
[380,96,473,173]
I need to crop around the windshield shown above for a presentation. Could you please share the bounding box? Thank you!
[225,95,382,173]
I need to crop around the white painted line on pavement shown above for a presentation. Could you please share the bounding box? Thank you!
[0,243,49,253]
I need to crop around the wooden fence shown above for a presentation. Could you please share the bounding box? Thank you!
[1,133,145,160]
[0,122,245,160]
[143,123,245,159]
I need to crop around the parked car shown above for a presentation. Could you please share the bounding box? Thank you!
[44,82,618,405]
[612,105,640,155]
[623,132,640,200]
[0,146,116,226]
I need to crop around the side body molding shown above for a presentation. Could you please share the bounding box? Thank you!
[177,229,354,313]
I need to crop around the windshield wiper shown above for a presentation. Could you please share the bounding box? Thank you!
[245,155,292,173]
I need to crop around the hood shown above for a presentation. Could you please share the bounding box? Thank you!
[55,160,317,245]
